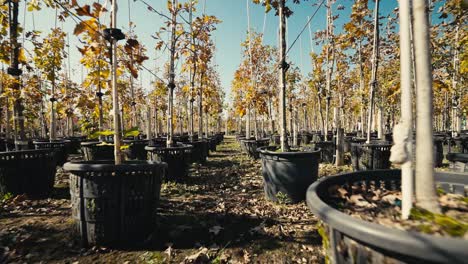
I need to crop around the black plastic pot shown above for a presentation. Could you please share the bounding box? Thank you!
[350,141,392,171]
[146,144,193,181]
[271,134,280,145]
[433,138,444,167]
[122,139,148,160]
[149,137,166,147]
[314,141,335,163]
[240,138,270,159]
[287,136,302,147]
[301,133,312,145]
[188,140,208,164]
[0,149,58,198]
[33,140,70,166]
[452,137,468,153]
[14,140,34,150]
[306,169,468,264]
[65,160,166,247]
[0,138,6,152]
[446,153,468,172]
[208,137,217,152]
[63,136,87,154]
[257,146,321,203]
[312,133,324,143]
[81,142,115,161]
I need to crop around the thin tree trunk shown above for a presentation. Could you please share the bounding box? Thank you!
[413,0,440,213]
[246,108,251,138]
[278,0,289,151]
[366,0,380,143]
[335,95,344,166]
[8,0,25,141]
[110,0,122,164]
[198,75,204,138]
[146,105,152,139]
[167,0,177,147]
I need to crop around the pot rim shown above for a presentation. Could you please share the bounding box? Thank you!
[64,160,167,172]
[145,144,194,151]
[257,146,321,158]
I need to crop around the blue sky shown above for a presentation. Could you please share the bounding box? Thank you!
[26,0,403,101]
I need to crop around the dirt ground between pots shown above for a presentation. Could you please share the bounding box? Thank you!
[0,136,327,263]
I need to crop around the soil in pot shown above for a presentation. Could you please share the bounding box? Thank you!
[258,146,320,203]
[307,170,468,264]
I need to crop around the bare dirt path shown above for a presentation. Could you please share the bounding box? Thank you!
[0,136,324,263]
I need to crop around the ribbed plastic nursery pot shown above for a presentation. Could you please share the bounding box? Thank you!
[350,141,392,171]
[33,140,70,166]
[446,153,468,173]
[239,138,270,159]
[271,134,280,145]
[433,137,444,167]
[257,146,320,203]
[14,140,34,150]
[0,138,6,152]
[80,142,115,161]
[301,133,312,145]
[312,133,324,143]
[188,140,208,164]
[314,141,335,163]
[208,137,217,152]
[452,137,468,153]
[122,139,149,160]
[64,160,166,247]
[287,136,302,147]
[0,149,58,198]
[146,144,193,182]
[63,136,86,154]
[306,170,468,264]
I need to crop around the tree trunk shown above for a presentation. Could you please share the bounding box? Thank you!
[253,106,259,140]
[366,0,380,143]
[278,0,289,152]
[452,25,461,135]
[246,108,251,138]
[198,74,204,138]
[335,95,344,166]
[167,0,177,147]
[324,0,335,136]
[146,105,152,140]
[189,1,197,142]
[154,109,159,138]
[110,0,122,164]
[413,0,440,213]
[8,0,25,141]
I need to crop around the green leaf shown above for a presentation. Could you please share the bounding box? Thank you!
[124,127,140,138]
[89,130,115,139]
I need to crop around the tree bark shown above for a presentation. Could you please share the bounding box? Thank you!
[413,0,440,213]
[366,0,380,143]
[278,0,289,152]
[110,0,122,164]
[167,0,177,147]
[8,0,25,141]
